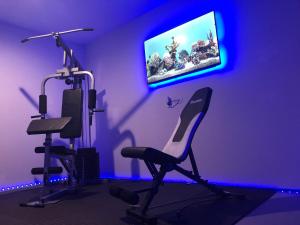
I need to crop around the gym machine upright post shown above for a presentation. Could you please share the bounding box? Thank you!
[20,28,103,207]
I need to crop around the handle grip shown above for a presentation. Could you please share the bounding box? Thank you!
[21,38,29,43]
[88,89,97,110]
[31,115,42,119]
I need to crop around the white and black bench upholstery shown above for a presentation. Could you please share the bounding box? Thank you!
[110,87,234,224]
[122,87,212,164]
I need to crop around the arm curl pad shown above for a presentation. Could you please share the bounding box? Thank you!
[39,95,47,114]
[88,89,97,110]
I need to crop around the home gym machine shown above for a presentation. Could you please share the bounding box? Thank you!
[20,28,102,207]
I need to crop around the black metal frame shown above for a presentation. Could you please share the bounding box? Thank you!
[125,146,229,224]
[20,132,78,207]
[20,29,100,208]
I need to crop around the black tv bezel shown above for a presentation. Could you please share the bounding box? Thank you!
[144,11,221,86]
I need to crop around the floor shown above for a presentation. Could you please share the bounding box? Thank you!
[0,180,298,225]
[238,192,300,225]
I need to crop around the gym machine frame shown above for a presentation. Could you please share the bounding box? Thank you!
[20,28,101,207]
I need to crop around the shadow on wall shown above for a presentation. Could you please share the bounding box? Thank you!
[19,87,39,109]
[94,90,152,178]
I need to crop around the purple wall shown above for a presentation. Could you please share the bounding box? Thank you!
[0,22,86,187]
[86,0,300,188]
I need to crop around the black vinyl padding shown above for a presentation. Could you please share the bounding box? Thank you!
[88,89,97,110]
[31,167,63,175]
[119,188,140,205]
[39,95,47,114]
[27,117,71,135]
[109,185,122,198]
[60,89,83,138]
[121,147,179,164]
[109,185,140,205]
[120,87,213,164]
[35,146,75,155]
[173,87,212,142]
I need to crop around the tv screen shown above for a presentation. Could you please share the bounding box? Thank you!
[144,11,220,85]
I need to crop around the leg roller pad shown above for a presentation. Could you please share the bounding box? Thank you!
[109,185,140,205]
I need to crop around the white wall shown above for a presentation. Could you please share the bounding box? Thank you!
[86,0,300,188]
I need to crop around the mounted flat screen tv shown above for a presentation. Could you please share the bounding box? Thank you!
[144,11,220,86]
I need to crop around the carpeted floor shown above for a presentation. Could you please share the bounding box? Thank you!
[0,180,274,225]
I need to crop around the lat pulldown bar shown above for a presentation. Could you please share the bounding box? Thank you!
[22,28,102,125]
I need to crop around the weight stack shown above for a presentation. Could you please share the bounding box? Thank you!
[76,148,99,184]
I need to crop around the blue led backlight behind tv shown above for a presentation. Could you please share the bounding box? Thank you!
[144,11,221,87]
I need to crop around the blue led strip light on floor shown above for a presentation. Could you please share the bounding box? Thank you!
[0,177,68,193]
[101,175,300,195]
[1,176,300,195]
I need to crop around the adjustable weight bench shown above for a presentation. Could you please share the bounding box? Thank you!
[110,87,239,224]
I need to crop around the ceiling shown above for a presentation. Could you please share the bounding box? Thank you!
[0,0,170,43]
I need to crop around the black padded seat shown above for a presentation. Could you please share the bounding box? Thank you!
[27,117,71,135]
[121,147,180,164]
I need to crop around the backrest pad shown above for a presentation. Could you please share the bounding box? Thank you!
[60,89,83,139]
[162,87,212,161]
